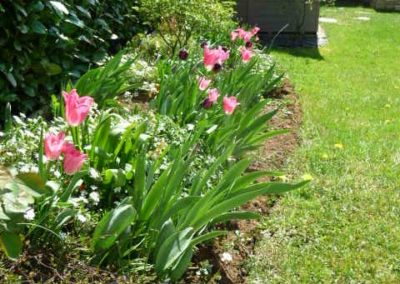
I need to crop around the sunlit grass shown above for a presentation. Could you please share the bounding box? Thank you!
[248,6,400,283]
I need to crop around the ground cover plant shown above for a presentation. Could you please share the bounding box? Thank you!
[0,19,306,282]
[248,6,400,283]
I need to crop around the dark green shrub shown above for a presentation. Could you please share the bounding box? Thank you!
[0,0,145,121]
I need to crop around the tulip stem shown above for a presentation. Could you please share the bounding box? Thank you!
[71,126,80,149]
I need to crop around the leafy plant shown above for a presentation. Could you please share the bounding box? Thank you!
[0,0,145,124]
[74,52,138,108]
[139,0,236,56]
[0,167,45,259]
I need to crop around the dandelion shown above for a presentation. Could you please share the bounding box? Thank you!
[334,143,344,149]
[302,174,314,181]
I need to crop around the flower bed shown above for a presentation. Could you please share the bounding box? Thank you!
[0,20,307,282]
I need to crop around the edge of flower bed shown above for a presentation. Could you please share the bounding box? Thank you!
[184,79,302,283]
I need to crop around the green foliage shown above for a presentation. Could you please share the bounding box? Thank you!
[152,47,283,158]
[0,9,304,280]
[139,0,236,56]
[0,167,45,259]
[75,52,138,108]
[0,0,145,122]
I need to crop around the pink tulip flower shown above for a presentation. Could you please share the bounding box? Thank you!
[207,88,219,103]
[203,46,220,70]
[230,31,238,41]
[217,47,230,63]
[240,47,253,63]
[44,132,65,160]
[198,77,211,91]
[203,46,230,71]
[223,96,238,115]
[62,142,87,175]
[242,31,252,42]
[236,28,246,39]
[251,26,260,35]
[63,89,94,126]
[235,28,252,42]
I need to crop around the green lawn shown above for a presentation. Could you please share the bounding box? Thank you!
[248,7,400,283]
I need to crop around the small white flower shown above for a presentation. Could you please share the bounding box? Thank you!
[89,191,100,204]
[54,170,61,178]
[220,252,233,263]
[78,196,89,204]
[24,208,35,221]
[30,166,39,173]
[89,168,100,180]
[77,213,87,223]
[187,124,195,131]
[19,164,31,173]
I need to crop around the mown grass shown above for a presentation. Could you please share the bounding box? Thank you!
[248,6,400,283]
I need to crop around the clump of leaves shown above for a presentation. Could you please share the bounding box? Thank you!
[139,0,236,56]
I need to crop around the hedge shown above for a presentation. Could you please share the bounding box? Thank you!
[0,0,145,121]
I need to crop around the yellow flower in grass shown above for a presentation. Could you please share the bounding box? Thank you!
[321,153,329,160]
[302,174,314,181]
[334,143,344,149]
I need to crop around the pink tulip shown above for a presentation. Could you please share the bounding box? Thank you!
[240,47,253,63]
[242,31,252,42]
[207,88,219,103]
[251,26,260,35]
[235,28,252,42]
[236,28,246,39]
[203,46,230,71]
[223,96,238,115]
[217,47,230,63]
[203,46,220,71]
[63,89,94,126]
[44,132,65,160]
[230,31,238,41]
[62,142,87,175]
[198,77,211,91]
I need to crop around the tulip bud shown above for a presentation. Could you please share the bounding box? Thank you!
[202,98,213,109]
[213,63,222,73]
[245,41,253,49]
[179,49,189,60]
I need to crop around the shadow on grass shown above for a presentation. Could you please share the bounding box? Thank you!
[332,0,370,7]
[271,47,325,61]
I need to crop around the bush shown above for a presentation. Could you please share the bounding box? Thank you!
[139,0,236,56]
[0,0,145,122]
